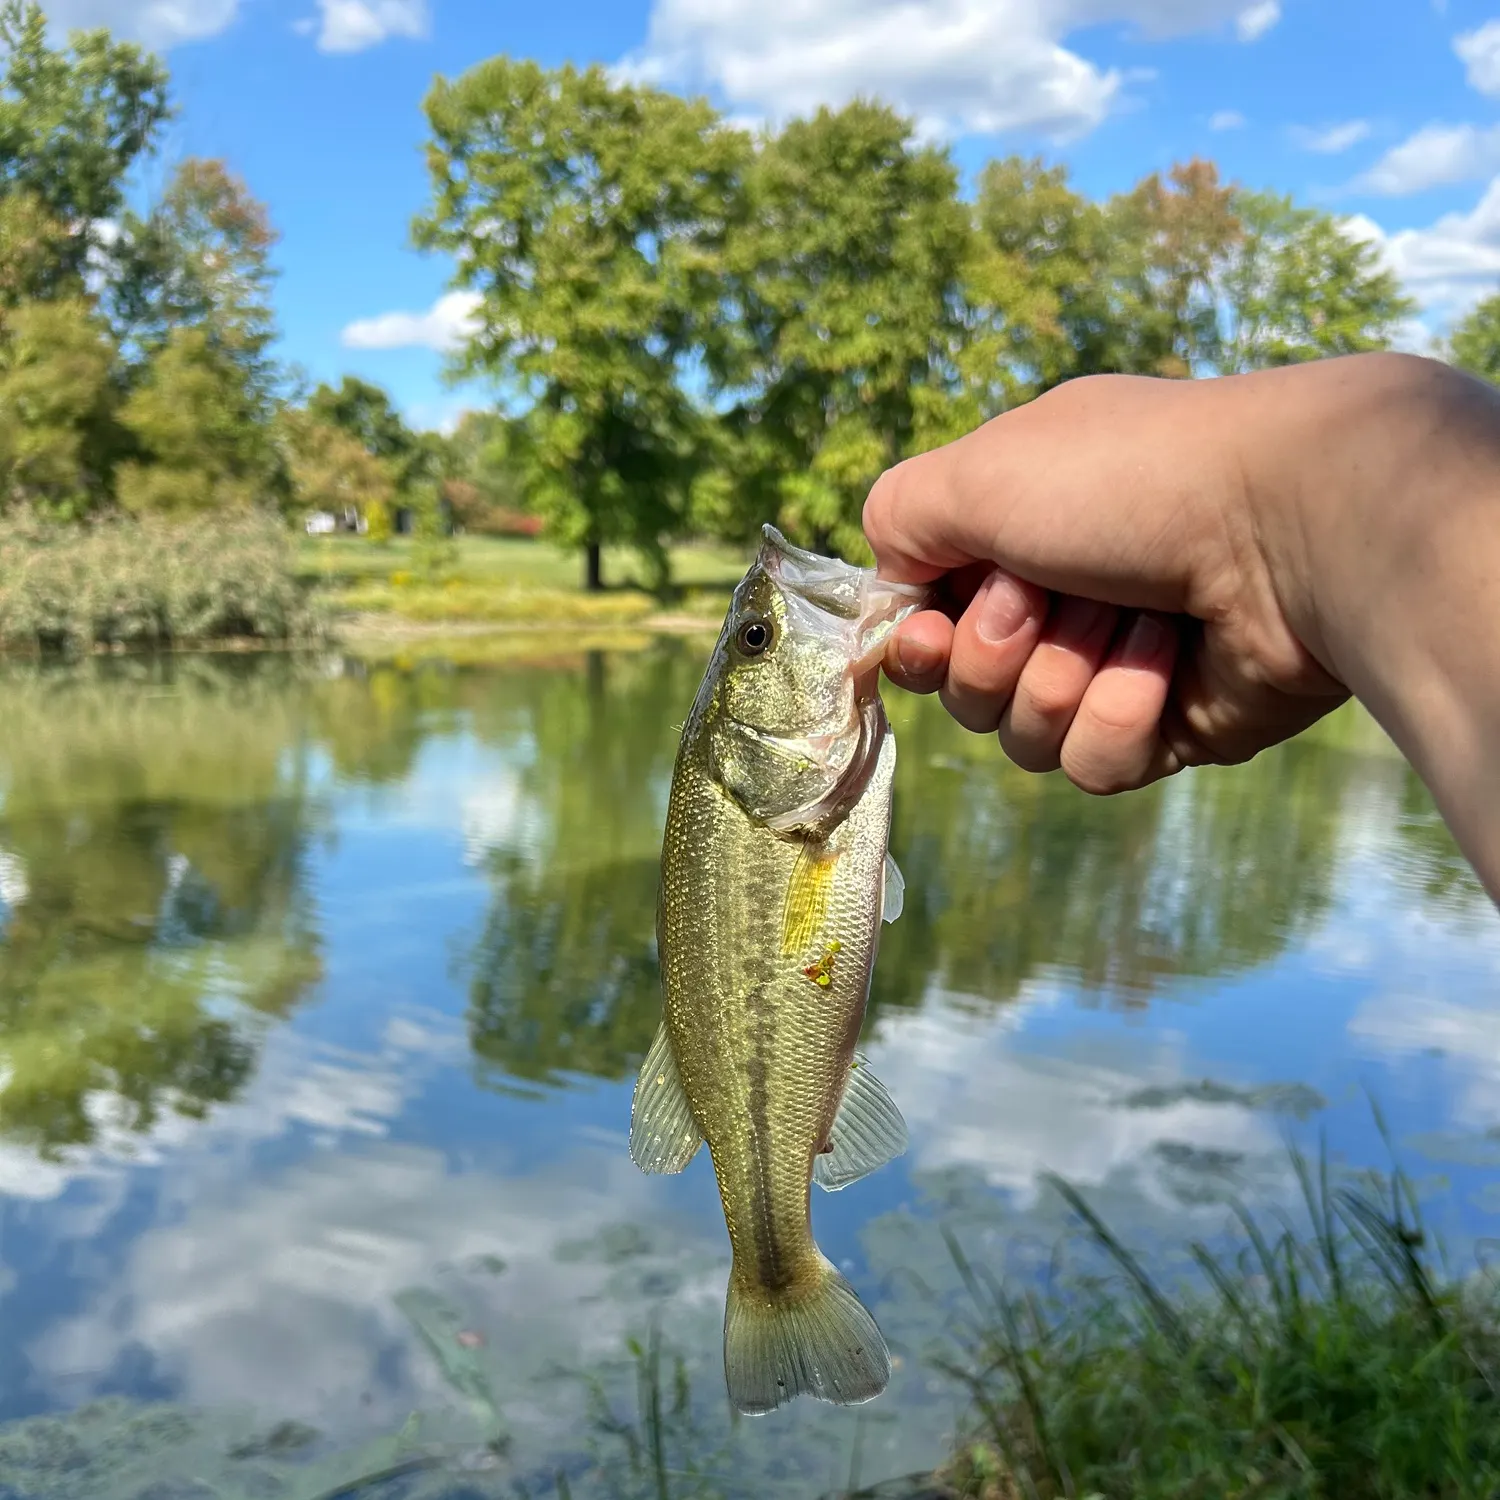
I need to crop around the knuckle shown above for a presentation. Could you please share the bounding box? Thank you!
[1016,667,1083,727]
[939,682,1003,736]
[997,724,1061,774]
[1060,735,1140,797]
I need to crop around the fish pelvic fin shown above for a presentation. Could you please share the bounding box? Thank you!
[781,842,840,956]
[723,1257,890,1415]
[814,1055,908,1192]
[629,1022,703,1174]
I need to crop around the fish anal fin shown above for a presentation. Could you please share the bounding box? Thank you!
[723,1257,890,1414]
[813,1056,908,1192]
[629,1022,702,1174]
[781,843,840,956]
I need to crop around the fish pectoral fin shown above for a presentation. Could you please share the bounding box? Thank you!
[781,842,840,956]
[629,1023,703,1174]
[813,1055,908,1192]
[881,852,905,924]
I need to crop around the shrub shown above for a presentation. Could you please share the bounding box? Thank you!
[0,511,324,652]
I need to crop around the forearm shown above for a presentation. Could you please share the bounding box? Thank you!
[1248,354,1500,901]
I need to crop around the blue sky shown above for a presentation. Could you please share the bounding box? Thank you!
[59,0,1500,427]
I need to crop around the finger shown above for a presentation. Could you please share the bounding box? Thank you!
[1060,612,1183,795]
[883,611,955,694]
[997,596,1121,773]
[939,568,1051,734]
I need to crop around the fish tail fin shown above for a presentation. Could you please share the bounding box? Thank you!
[723,1257,890,1415]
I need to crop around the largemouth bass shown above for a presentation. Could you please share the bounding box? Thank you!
[630,525,925,1415]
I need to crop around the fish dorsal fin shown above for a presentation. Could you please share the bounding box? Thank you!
[881,852,904,924]
[629,1023,703,1174]
[814,1055,908,1192]
[782,842,840,955]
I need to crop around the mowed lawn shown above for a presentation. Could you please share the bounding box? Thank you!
[298,534,754,627]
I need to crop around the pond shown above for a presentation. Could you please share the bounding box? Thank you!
[0,642,1497,1499]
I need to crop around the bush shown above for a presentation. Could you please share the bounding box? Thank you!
[0,511,324,652]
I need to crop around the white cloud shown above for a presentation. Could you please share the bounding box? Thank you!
[864,982,1284,1211]
[1209,109,1246,131]
[1359,122,1500,195]
[1347,182,1500,324]
[305,0,427,53]
[1234,0,1279,41]
[1457,19,1500,98]
[623,0,1269,144]
[341,291,481,352]
[1291,118,1372,154]
[42,0,237,47]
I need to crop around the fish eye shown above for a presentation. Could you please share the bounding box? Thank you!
[736,619,773,657]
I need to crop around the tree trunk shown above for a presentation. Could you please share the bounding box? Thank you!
[584,539,603,592]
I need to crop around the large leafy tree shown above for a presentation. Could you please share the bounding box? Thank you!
[967,156,1117,396]
[1219,191,1414,372]
[0,297,118,516]
[111,158,280,405]
[415,58,747,589]
[1448,292,1500,384]
[280,406,399,527]
[1104,159,1242,379]
[709,102,972,560]
[114,327,280,514]
[307,375,414,469]
[0,0,169,281]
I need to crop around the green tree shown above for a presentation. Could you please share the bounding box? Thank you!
[967,155,1117,396]
[1448,292,1500,384]
[1220,191,1414,372]
[114,326,278,514]
[0,0,170,283]
[111,158,280,406]
[1105,158,1242,379]
[416,58,747,590]
[307,375,416,471]
[0,191,76,313]
[710,102,972,559]
[281,406,398,526]
[0,298,118,516]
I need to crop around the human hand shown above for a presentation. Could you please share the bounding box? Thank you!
[862,365,1371,794]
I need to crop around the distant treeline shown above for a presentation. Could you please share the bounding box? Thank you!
[3,1,1495,590]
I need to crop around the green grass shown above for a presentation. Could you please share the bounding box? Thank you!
[297,534,749,632]
[934,1117,1500,1500]
[297,533,752,592]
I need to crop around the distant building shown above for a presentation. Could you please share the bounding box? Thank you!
[305,508,366,535]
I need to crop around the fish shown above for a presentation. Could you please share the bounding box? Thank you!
[629,523,926,1416]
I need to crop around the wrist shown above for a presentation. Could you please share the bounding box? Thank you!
[1244,353,1500,895]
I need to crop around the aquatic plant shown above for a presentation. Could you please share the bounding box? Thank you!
[936,1117,1500,1499]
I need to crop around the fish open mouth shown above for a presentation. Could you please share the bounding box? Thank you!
[757,525,928,672]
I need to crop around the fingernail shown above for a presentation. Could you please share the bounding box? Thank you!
[975,570,1032,646]
[1119,612,1172,669]
[896,632,943,678]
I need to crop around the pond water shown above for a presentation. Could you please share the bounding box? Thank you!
[0,643,1497,1499]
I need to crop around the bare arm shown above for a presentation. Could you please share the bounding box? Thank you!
[862,353,1500,902]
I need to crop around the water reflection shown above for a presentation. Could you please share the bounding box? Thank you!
[0,660,324,1171]
[0,644,1495,1499]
